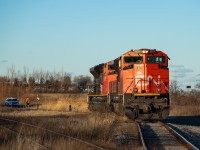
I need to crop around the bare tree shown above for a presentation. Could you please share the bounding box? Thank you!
[7,65,16,85]
[13,78,19,87]
[39,69,45,92]
[32,70,40,84]
[23,66,29,81]
[28,76,35,92]
[73,75,92,92]
[195,83,200,89]
[61,73,71,92]
[170,79,181,105]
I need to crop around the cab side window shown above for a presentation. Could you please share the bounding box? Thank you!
[124,56,143,64]
[147,56,165,63]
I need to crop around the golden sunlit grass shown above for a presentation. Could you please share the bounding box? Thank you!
[21,93,88,112]
[170,105,200,116]
[170,94,200,116]
[39,95,89,112]
[0,93,131,150]
[0,111,126,150]
[0,93,199,149]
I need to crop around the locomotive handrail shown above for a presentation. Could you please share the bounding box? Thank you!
[123,78,136,94]
[123,78,143,94]
[160,80,169,92]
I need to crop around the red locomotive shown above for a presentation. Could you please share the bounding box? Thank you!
[88,49,170,120]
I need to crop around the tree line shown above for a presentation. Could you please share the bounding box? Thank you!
[1,66,200,103]
[0,67,92,99]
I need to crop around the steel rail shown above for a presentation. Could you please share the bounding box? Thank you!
[136,122,147,150]
[0,125,49,150]
[0,117,106,150]
[162,122,199,150]
[139,121,197,150]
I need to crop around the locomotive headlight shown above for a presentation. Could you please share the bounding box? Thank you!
[157,88,161,92]
[134,88,138,93]
[142,50,148,53]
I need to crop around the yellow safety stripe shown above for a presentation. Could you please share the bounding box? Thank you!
[88,94,107,97]
[88,93,160,97]
[134,93,160,96]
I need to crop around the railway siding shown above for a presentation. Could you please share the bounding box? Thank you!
[0,125,49,150]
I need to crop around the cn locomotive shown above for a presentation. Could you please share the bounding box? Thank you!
[88,49,170,120]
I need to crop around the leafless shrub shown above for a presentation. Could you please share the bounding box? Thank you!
[170,80,200,116]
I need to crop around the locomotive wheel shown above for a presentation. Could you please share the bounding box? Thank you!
[135,107,169,121]
[88,102,106,112]
[88,102,115,113]
[133,106,139,119]
[158,107,169,119]
[125,108,138,120]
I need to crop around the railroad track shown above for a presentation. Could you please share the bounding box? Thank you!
[0,117,106,150]
[0,125,49,150]
[167,123,200,149]
[138,121,198,150]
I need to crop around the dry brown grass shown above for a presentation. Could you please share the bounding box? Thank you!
[0,103,130,150]
[39,94,89,112]
[0,93,199,149]
[1,92,200,116]
[170,105,200,116]
[0,126,44,150]
[170,93,200,116]
[15,93,87,112]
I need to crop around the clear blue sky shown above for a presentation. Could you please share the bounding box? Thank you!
[0,0,200,89]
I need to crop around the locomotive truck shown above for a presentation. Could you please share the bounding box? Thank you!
[88,48,170,120]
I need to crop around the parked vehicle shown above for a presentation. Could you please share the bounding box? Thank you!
[5,98,20,107]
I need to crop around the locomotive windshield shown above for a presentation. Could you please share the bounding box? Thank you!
[108,65,115,70]
[147,56,165,63]
[124,56,143,64]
